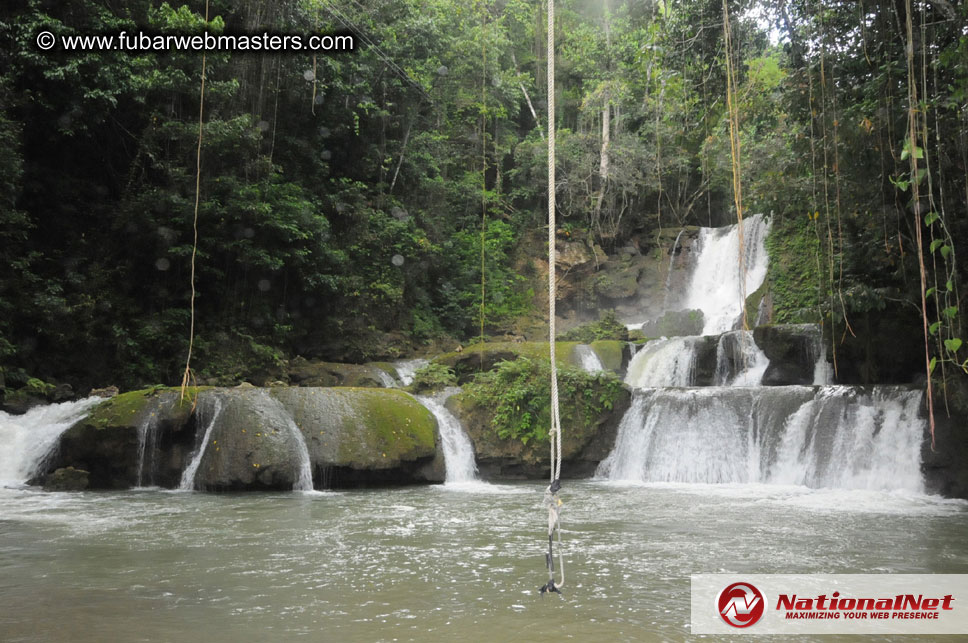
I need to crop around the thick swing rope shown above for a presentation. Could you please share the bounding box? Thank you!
[540,0,564,597]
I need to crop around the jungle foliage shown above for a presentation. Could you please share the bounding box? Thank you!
[0,0,966,390]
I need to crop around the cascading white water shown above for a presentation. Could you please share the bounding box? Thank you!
[135,412,161,488]
[394,359,429,386]
[282,413,315,491]
[417,389,478,483]
[178,397,223,491]
[681,213,771,335]
[574,345,605,373]
[714,330,769,386]
[625,337,700,387]
[662,228,687,309]
[597,386,925,492]
[0,398,101,487]
[375,370,397,388]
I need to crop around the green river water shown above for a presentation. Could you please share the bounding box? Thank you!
[1,481,967,642]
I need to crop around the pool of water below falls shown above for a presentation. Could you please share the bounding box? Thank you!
[1,481,966,642]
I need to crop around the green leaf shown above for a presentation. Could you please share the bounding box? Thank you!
[943,306,958,320]
[944,338,963,353]
[929,321,942,335]
[947,280,954,292]
[930,239,944,253]
[926,287,937,298]
[929,356,937,374]
[924,211,940,226]
[915,168,929,184]
[894,179,910,192]
[940,245,952,259]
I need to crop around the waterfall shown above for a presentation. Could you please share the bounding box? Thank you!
[714,330,769,386]
[625,337,700,387]
[282,413,314,491]
[574,345,605,373]
[178,397,223,491]
[394,359,429,386]
[376,369,397,388]
[662,228,687,309]
[417,389,478,483]
[0,398,100,487]
[681,213,771,335]
[135,412,161,488]
[596,386,925,491]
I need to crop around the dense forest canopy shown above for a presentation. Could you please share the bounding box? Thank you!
[0,0,966,393]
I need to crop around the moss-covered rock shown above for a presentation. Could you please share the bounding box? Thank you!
[639,309,705,337]
[589,340,625,373]
[450,362,631,479]
[270,387,439,486]
[42,467,90,492]
[434,341,582,383]
[49,388,200,489]
[287,357,395,388]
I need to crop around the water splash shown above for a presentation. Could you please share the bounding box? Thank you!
[416,389,478,484]
[0,398,101,487]
[574,345,605,373]
[681,213,771,335]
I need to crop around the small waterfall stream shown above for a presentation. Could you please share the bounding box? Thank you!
[417,389,478,484]
[178,397,223,491]
[0,398,100,487]
[135,412,161,488]
[574,345,605,373]
[394,359,429,387]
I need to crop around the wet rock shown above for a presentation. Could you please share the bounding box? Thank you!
[753,324,823,386]
[89,386,119,398]
[43,467,90,492]
[287,359,394,388]
[447,382,630,480]
[639,309,705,338]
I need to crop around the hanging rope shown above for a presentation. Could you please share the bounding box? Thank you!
[540,0,564,597]
[721,0,748,330]
[480,0,488,370]
[180,0,209,402]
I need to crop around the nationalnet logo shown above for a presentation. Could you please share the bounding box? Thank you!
[717,582,765,628]
[693,574,968,635]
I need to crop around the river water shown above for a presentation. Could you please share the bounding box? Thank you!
[2,482,966,642]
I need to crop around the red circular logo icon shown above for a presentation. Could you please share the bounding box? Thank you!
[717,582,765,628]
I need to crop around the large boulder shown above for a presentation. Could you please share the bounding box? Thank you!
[270,387,439,486]
[287,357,396,388]
[48,388,198,489]
[753,324,825,386]
[43,467,90,492]
[434,342,584,383]
[448,381,631,479]
[639,309,705,338]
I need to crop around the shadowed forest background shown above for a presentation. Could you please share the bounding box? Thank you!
[1,0,967,398]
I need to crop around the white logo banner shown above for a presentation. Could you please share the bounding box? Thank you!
[692,574,968,634]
